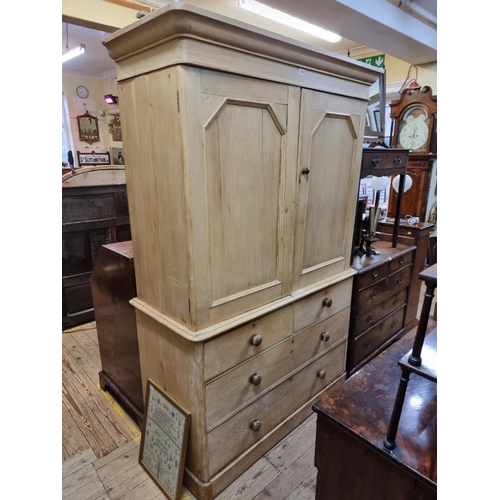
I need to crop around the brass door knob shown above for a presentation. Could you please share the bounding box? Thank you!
[249,334,263,346]
[320,331,330,341]
[250,419,261,432]
[250,373,263,386]
[317,370,326,379]
[322,297,333,308]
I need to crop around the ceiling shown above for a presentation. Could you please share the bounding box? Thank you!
[62,0,436,78]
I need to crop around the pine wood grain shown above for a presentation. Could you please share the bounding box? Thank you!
[63,448,99,479]
[63,404,94,460]
[63,333,101,386]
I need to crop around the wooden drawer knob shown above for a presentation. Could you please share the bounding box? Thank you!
[322,297,333,308]
[397,278,403,285]
[394,157,402,165]
[393,299,399,306]
[370,292,376,299]
[366,315,373,323]
[384,278,390,285]
[398,257,405,264]
[317,369,326,379]
[390,321,396,328]
[301,167,310,175]
[250,373,263,386]
[250,419,261,432]
[371,158,380,167]
[249,334,263,346]
[320,331,330,341]
[372,269,379,278]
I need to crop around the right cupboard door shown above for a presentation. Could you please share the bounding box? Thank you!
[293,89,366,290]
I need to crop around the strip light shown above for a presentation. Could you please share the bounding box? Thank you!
[238,0,341,43]
[62,44,86,64]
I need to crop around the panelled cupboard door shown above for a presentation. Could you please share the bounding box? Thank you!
[181,67,300,328]
[293,89,366,290]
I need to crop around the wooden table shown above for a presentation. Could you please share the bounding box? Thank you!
[313,323,437,499]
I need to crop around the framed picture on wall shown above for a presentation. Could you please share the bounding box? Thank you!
[108,113,122,142]
[111,147,125,165]
[77,111,100,145]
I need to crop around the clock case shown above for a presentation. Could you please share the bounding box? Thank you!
[388,86,437,221]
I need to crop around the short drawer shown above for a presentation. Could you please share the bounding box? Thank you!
[204,306,293,381]
[205,308,350,428]
[351,306,405,369]
[361,149,409,172]
[354,289,407,337]
[356,266,412,316]
[294,278,352,332]
[388,250,414,274]
[357,262,391,290]
[207,341,346,476]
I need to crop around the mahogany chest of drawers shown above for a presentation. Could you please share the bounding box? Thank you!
[347,241,416,376]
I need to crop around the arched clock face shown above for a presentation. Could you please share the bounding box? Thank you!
[397,105,430,152]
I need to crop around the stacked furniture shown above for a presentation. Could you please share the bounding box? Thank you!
[62,167,130,329]
[103,3,381,498]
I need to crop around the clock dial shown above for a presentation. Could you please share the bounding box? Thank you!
[76,85,89,99]
[397,105,430,152]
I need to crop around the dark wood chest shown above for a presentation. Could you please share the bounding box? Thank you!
[347,241,416,376]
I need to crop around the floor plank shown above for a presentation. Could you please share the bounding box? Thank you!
[74,328,103,368]
[63,333,101,386]
[63,448,98,479]
[62,402,90,460]
[215,457,281,500]
[63,463,99,498]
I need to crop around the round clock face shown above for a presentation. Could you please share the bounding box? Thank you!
[397,106,430,151]
[76,85,89,99]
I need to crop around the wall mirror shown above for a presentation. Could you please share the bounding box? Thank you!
[77,111,100,145]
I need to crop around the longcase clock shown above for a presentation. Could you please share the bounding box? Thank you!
[388,86,437,221]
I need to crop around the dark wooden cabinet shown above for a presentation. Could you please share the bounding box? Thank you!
[91,241,143,423]
[347,241,416,376]
[62,185,131,330]
[377,219,434,329]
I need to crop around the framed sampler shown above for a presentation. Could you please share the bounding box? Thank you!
[139,379,190,500]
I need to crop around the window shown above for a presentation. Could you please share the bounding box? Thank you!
[62,91,74,166]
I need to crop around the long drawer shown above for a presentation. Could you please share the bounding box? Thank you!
[204,306,293,381]
[354,289,407,337]
[205,308,350,428]
[350,306,405,369]
[356,266,412,316]
[207,341,347,476]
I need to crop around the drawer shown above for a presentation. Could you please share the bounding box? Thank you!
[356,266,411,316]
[388,250,414,274]
[354,289,407,337]
[350,306,405,369]
[357,261,391,290]
[207,341,346,476]
[356,251,414,291]
[294,279,352,332]
[205,308,350,428]
[361,149,409,172]
[204,306,293,381]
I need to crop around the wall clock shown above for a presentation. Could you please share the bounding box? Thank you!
[76,85,89,99]
[388,86,437,220]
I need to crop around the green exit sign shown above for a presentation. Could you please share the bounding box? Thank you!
[357,54,385,68]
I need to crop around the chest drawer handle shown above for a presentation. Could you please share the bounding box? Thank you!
[249,334,263,346]
[371,158,380,167]
[250,373,263,386]
[366,315,373,323]
[398,257,405,264]
[320,331,330,341]
[397,278,403,285]
[390,321,396,328]
[384,278,390,285]
[370,292,376,299]
[322,297,333,308]
[393,299,399,306]
[317,370,326,379]
[250,419,261,432]
[301,167,310,175]
[372,269,379,278]
[394,157,402,165]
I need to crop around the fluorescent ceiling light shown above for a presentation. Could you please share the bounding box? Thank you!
[238,0,342,43]
[62,44,86,64]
